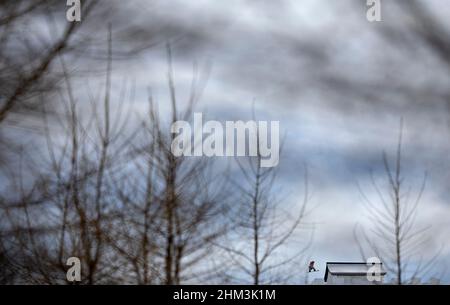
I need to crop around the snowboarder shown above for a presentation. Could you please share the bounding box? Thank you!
[308,261,318,272]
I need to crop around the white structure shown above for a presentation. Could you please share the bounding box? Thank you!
[324,262,386,285]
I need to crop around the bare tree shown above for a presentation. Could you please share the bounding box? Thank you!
[102,45,229,285]
[215,148,312,285]
[355,120,440,285]
[145,46,227,284]
[0,26,136,284]
[0,1,98,125]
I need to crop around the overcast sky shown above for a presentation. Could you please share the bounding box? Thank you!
[78,0,450,283]
[5,0,446,283]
